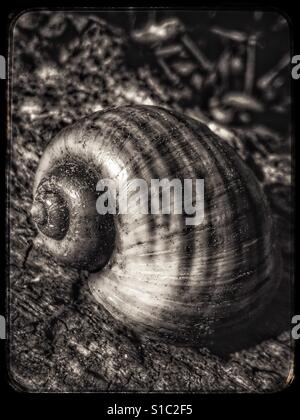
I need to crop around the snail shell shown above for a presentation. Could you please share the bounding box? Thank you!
[31,105,277,344]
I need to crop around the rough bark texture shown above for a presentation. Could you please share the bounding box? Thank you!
[8,11,293,392]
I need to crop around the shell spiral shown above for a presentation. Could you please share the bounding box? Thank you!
[32,105,277,344]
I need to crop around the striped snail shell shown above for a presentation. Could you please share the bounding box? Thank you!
[31,105,277,344]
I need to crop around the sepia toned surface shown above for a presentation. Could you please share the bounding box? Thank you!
[8,10,293,392]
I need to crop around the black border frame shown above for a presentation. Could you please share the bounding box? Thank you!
[1,1,298,412]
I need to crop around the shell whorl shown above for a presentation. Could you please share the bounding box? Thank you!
[32,105,277,344]
[32,159,115,271]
